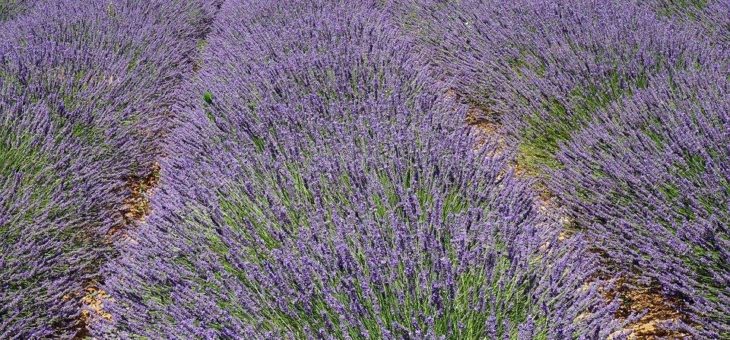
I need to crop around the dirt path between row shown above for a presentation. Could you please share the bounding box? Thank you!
[69,3,223,336]
[70,163,160,339]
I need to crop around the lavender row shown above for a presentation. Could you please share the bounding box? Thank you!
[550,68,729,337]
[0,0,219,337]
[394,0,725,174]
[646,0,730,46]
[393,0,728,336]
[96,0,624,338]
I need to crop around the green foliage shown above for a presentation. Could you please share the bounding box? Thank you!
[0,128,60,231]
[655,0,709,18]
[517,71,648,176]
[203,91,214,105]
[0,0,24,21]
[208,153,546,338]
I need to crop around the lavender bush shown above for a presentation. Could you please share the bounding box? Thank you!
[394,0,723,175]
[95,0,623,338]
[3,0,725,337]
[550,69,729,337]
[393,0,728,336]
[0,0,218,337]
[648,0,730,46]
[0,0,32,22]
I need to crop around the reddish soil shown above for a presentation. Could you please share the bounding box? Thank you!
[108,162,160,237]
[67,285,113,339]
[610,279,689,339]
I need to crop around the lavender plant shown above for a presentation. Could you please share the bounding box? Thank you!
[393,0,728,336]
[648,0,730,46]
[95,1,624,338]
[0,0,219,337]
[0,0,31,22]
[550,69,729,337]
[394,0,723,175]
[6,0,723,337]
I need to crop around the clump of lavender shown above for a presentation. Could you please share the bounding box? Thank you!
[393,0,722,174]
[96,1,624,338]
[393,0,728,336]
[0,0,31,22]
[0,0,219,337]
[648,0,730,46]
[550,69,729,337]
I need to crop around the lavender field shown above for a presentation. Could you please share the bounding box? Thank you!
[0,0,727,339]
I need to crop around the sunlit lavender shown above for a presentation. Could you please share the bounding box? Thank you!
[1,0,726,338]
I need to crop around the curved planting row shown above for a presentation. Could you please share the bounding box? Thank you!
[93,0,624,338]
[397,0,723,175]
[0,0,219,337]
[551,68,729,337]
[646,0,730,46]
[394,0,729,337]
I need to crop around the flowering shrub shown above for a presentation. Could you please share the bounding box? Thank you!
[0,0,218,337]
[396,0,721,174]
[394,0,728,336]
[550,70,729,337]
[95,0,623,338]
[648,0,730,45]
[3,0,725,337]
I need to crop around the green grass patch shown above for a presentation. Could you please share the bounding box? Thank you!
[203,90,214,105]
